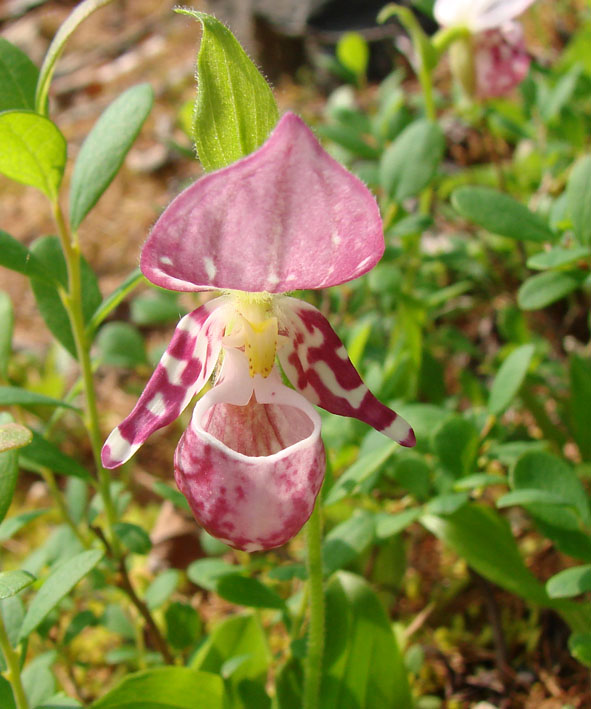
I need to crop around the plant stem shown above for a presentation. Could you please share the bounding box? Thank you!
[52,201,120,556]
[0,612,29,709]
[41,467,88,547]
[302,501,324,709]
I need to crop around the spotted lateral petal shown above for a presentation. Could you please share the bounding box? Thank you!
[102,297,231,468]
[434,0,536,32]
[277,297,416,447]
[141,112,384,294]
[175,349,325,551]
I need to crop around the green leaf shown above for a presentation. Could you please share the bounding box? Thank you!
[0,508,49,542]
[0,570,35,599]
[568,155,591,246]
[96,322,147,368]
[569,633,591,667]
[517,269,587,310]
[421,504,551,605]
[374,508,422,539]
[176,9,279,171]
[87,268,144,334]
[0,38,39,111]
[187,558,245,591]
[0,291,13,380]
[451,186,555,243]
[488,344,535,415]
[130,291,186,327]
[152,481,191,512]
[336,32,369,79]
[453,473,506,491]
[526,245,591,270]
[144,569,180,611]
[191,614,269,700]
[0,423,32,453]
[325,440,397,506]
[431,415,479,478]
[29,236,102,357]
[380,119,444,201]
[511,451,591,527]
[165,602,202,650]
[320,572,412,709]
[0,111,66,199]
[0,416,19,523]
[322,510,376,575]
[546,566,591,598]
[216,575,285,610]
[90,668,225,709]
[69,84,153,230]
[425,492,469,515]
[113,522,151,555]
[0,676,16,709]
[570,355,591,460]
[497,489,572,508]
[0,386,76,410]
[35,0,113,114]
[22,651,56,707]
[18,549,103,640]
[0,231,56,284]
[20,432,91,480]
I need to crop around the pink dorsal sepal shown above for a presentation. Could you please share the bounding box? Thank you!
[101,296,231,468]
[277,297,416,447]
[141,112,385,294]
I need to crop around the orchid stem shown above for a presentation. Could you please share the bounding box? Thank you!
[52,200,120,557]
[303,500,324,709]
[0,612,29,709]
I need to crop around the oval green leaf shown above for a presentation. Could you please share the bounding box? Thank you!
[20,431,91,481]
[547,566,591,599]
[452,186,555,243]
[488,343,535,415]
[567,155,591,246]
[0,570,35,600]
[176,9,279,172]
[0,423,32,453]
[113,522,152,555]
[69,83,154,230]
[517,269,587,310]
[215,575,285,610]
[0,38,38,112]
[0,111,66,199]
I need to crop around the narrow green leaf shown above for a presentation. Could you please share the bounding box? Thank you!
[18,549,103,640]
[374,508,422,539]
[517,269,586,310]
[453,473,506,491]
[0,111,66,199]
[20,432,91,481]
[0,570,35,599]
[215,575,285,610]
[87,268,144,334]
[0,231,56,285]
[570,355,591,460]
[488,344,535,415]
[187,559,245,592]
[69,84,153,230]
[0,423,32,453]
[176,9,279,171]
[0,38,39,111]
[0,386,76,410]
[569,633,591,667]
[0,509,49,542]
[113,522,151,555]
[380,119,445,202]
[0,676,16,709]
[0,292,13,380]
[165,602,202,650]
[452,186,555,243]
[526,245,591,270]
[497,489,572,508]
[322,510,376,575]
[35,0,113,114]
[90,668,225,709]
[567,155,591,246]
[546,566,591,598]
[424,492,469,515]
[325,440,397,506]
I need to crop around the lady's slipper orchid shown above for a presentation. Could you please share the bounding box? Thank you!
[102,112,415,552]
[434,0,535,98]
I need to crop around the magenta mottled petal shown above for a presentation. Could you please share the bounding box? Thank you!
[277,297,416,447]
[101,297,231,468]
[174,349,325,551]
[474,22,531,98]
[141,112,384,293]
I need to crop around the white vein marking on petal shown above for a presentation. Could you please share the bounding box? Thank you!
[203,257,217,280]
[162,354,186,386]
[310,361,367,408]
[147,392,166,416]
[160,256,173,266]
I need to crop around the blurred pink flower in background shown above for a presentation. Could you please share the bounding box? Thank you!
[102,113,415,552]
[434,0,535,98]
